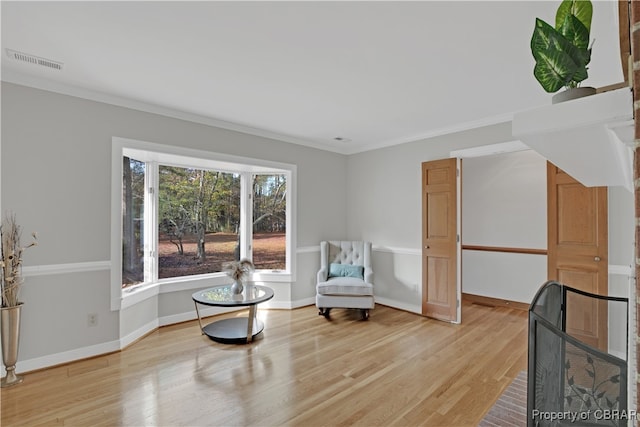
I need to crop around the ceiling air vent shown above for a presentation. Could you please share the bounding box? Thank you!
[5,49,63,70]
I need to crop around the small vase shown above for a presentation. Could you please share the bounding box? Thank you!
[552,86,596,104]
[1,304,23,387]
[231,280,244,295]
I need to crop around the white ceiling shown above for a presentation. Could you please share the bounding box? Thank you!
[1,1,625,154]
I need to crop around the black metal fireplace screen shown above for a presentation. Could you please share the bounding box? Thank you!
[528,281,629,427]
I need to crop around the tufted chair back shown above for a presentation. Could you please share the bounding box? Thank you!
[319,241,372,285]
[328,241,366,266]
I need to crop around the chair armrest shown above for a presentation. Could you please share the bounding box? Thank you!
[317,267,328,283]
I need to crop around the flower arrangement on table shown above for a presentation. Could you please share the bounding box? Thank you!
[221,259,254,294]
[1,213,37,308]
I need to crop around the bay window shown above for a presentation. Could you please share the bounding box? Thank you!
[114,138,294,299]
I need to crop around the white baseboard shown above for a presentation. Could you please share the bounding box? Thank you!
[374,296,421,314]
[11,296,418,374]
[290,297,315,309]
[14,339,121,374]
[158,306,242,327]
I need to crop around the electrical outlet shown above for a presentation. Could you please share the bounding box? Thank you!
[87,313,98,327]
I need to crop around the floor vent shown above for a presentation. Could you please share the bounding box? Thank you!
[5,49,63,70]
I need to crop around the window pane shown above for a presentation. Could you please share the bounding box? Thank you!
[252,174,286,270]
[122,157,145,288]
[158,166,240,279]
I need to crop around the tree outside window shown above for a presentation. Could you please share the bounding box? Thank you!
[121,153,288,289]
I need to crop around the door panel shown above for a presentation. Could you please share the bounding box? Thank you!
[547,163,608,350]
[422,158,460,322]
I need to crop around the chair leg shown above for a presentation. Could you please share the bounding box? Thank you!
[360,309,369,321]
[318,307,331,319]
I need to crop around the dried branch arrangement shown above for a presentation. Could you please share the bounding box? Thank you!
[1,213,37,308]
[221,259,254,282]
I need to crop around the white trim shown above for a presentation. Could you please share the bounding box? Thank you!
[343,113,514,155]
[158,306,242,328]
[296,245,320,253]
[298,244,420,256]
[22,261,110,277]
[111,137,297,311]
[374,296,421,315]
[119,319,159,349]
[12,305,247,373]
[260,300,300,310]
[2,71,347,154]
[449,140,529,159]
[290,297,316,309]
[609,264,633,276]
[372,246,421,256]
[15,339,121,374]
[120,284,159,310]
[3,72,513,156]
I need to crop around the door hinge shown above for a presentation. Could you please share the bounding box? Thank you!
[457,234,460,243]
[457,299,460,308]
[457,168,460,177]
[148,187,154,194]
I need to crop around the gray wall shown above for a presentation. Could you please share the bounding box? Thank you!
[1,82,346,369]
[346,122,515,311]
[462,150,547,303]
[346,123,635,317]
[2,81,634,370]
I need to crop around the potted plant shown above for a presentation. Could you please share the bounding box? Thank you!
[531,0,595,103]
[0,213,37,387]
[222,259,254,294]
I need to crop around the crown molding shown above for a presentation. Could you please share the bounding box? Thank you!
[3,70,515,156]
[1,70,351,155]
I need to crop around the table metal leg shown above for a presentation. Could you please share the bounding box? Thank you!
[194,301,204,334]
[246,305,257,342]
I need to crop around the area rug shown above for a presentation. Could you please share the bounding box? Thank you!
[478,370,527,427]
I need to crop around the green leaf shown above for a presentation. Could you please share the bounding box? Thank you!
[533,48,578,92]
[559,14,590,50]
[531,18,556,61]
[586,369,595,378]
[556,0,592,32]
[531,16,589,91]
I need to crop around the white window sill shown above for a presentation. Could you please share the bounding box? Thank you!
[119,271,293,310]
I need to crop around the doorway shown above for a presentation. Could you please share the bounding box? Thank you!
[422,148,547,323]
[423,149,610,328]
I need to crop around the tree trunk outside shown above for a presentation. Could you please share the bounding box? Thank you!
[196,170,206,262]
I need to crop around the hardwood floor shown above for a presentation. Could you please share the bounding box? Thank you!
[1,302,528,426]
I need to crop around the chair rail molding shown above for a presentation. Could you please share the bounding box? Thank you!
[22,260,111,277]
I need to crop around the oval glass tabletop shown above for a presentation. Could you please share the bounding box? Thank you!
[192,284,274,307]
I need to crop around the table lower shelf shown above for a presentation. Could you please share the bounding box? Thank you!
[202,317,264,344]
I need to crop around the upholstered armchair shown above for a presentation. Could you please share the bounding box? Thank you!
[316,241,374,320]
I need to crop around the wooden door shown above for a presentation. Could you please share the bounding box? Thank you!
[547,163,608,350]
[422,158,460,323]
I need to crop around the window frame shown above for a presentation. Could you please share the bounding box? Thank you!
[111,137,296,311]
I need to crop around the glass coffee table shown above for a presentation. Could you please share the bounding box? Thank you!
[192,284,274,344]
